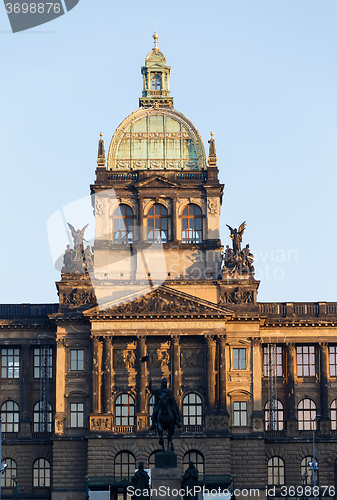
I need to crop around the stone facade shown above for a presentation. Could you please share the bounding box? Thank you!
[1,35,337,500]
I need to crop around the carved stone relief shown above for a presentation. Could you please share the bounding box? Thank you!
[181,349,204,368]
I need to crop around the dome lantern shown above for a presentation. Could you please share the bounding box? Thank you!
[139,32,173,109]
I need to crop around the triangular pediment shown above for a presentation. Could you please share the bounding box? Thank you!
[84,285,233,319]
[134,175,181,189]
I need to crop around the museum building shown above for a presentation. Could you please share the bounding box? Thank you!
[1,33,337,500]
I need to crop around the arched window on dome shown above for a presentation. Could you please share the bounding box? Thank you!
[181,204,202,243]
[152,74,162,90]
[112,205,133,244]
[147,204,169,243]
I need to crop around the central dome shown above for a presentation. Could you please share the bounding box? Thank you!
[107,107,206,171]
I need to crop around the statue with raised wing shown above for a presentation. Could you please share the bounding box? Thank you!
[67,223,89,249]
[226,221,246,254]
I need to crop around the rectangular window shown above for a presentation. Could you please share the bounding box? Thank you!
[233,401,247,426]
[233,348,246,370]
[296,345,315,377]
[70,349,84,371]
[34,347,52,379]
[264,346,283,377]
[329,346,337,376]
[70,403,84,428]
[1,348,19,378]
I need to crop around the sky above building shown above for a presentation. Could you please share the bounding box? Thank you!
[0,0,336,304]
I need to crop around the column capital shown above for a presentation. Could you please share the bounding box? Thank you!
[56,337,66,346]
[286,342,295,348]
[171,334,180,344]
[252,337,262,346]
[205,333,214,343]
[218,334,227,342]
[320,342,328,348]
[137,335,147,343]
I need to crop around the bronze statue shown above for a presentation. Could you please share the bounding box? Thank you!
[149,377,181,451]
[182,461,199,500]
[226,221,246,254]
[131,462,150,499]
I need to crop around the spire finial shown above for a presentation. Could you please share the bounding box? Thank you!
[208,131,217,166]
[97,131,106,167]
[153,30,159,50]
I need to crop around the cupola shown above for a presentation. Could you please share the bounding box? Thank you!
[139,32,173,108]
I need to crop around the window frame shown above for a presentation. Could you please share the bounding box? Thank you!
[329,346,337,376]
[267,456,285,486]
[263,346,283,377]
[183,450,204,481]
[147,204,170,243]
[1,400,20,433]
[296,345,316,377]
[297,398,317,431]
[33,458,51,488]
[33,401,53,433]
[182,393,203,427]
[331,399,337,430]
[114,451,135,479]
[1,348,20,379]
[112,204,134,244]
[233,401,248,427]
[70,402,84,428]
[115,394,135,427]
[181,204,203,244]
[264,399,284,431]
[70,349,84,371]
[1,459,16,487]
[33,347,52,379]
[233,348,246,370]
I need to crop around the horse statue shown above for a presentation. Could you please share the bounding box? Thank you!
[157,392,175,452]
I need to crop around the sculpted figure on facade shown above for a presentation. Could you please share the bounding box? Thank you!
[221,222,255,277]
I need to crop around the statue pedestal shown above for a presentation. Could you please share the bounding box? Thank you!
[151,452,181,500]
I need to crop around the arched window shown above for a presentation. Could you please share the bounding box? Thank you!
[181,204,202,244]
[331,400,337,430]
[264,399,284,431]
[301,456,318,485]
[33,401,52,433]
[183,450,204,481]
[267,457,285,485]
[112,205,133,244]
[115,394,135,426]
[114,451,135,479]
[33,459,50,487]
[1,401,19,433]
[149,395,155,418]
[297,399,317,431]
[152,74,162,90]
[147,204,169,243]
[1,458,16,487]
[148,450,160,468]
[182,393,203,426]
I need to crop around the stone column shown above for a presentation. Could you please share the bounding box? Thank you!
[172,198,178,242]
[20,344,31,437]
[104,337,112,414]
[286,342,297,435]
[138,198,145,243]
[218,335,227,413]
[137,336,147,414]
[252,338,264,433]
[320,343,330,434]
[171,335,180,404]
[55,337,66,435]
[92,336,103,414]
[206,334,216,412]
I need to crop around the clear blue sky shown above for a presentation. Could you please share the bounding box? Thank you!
[0,0,336,304]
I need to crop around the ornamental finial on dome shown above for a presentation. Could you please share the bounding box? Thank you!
[97,131,106,167]
[208,131,217,166]
[153,30,159,50]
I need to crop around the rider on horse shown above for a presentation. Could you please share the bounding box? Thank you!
[149,377,182,431]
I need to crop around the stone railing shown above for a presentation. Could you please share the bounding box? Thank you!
[89,416,135,434]
[0,304,58,318]
[259,302,337,318]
